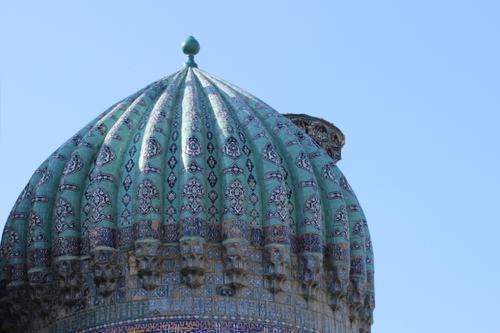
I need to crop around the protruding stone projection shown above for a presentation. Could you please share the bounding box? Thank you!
[299,253,323,301]
[222,241,248,289]
[360,292,375,333]
[91,249,119,296]
[263,246,290,293]
[3,285,30,333]
[180,239,206,288]
[348,278,367,323]
[326,265,349,311]
[134,242,163,291]
[28,271,55,319]
[55,259,82,306]
[221,219,249,290]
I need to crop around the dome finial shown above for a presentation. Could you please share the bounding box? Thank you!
[182,36,200,69]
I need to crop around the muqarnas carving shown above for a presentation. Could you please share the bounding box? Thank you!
[91,249,120,296]
[180,239,206,288]
[2,284,30,332]
[326,265,349,311]
[28,271,55,319]
[178,217,207,288]
[55,259,82,306]
[222,241,248,289]
[134,242,163,290]
[347,277,367,323]
[221,219,249,289]
[299,253,322,301]
[263,246,290,293]
[359,291,375,333]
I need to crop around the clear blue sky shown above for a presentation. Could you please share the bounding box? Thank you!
[1,2,499,332]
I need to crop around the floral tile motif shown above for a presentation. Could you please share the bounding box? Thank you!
[0,66,373,333]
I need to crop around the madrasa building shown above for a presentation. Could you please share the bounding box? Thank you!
[0,37,375,333]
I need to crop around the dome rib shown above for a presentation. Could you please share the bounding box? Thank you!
[0,66,374,333]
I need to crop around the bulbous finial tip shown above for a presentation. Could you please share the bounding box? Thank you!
[182,36,200,56]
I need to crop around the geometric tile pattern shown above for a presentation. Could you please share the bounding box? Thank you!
[0,67,374,333]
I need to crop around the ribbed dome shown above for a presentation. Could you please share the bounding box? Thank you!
[0,60,374,332]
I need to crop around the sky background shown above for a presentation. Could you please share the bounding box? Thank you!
[1,1,499,332]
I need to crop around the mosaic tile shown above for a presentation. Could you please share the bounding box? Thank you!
[0,64,373,333]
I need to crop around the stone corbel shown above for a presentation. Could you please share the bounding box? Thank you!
[263,246,290,293]
[180,239,206,288]
[134,242,163,291]
[54,259,82,305]
[222,241,249,289]
[359,291,375,333]
[326,265,349,311]
[28,271,55,319]
[91,249,119,296]
[347,277,367,323]
[3,285,30,333]
[299,253,323,301]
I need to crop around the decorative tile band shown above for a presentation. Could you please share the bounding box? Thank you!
[27,248,52,268]
[134,220,162,239]
[75,317,318,333]
[221,219,248,240]
[90,227,118,248]
[297,233,323,253]
[180,217,207,238]
[53,236,81,257]
[35,296,347,333]
[264,225,290,246]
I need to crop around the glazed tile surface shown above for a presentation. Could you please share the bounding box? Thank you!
[0,66,374,333]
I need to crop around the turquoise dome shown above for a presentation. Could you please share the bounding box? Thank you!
[0,55,374,332]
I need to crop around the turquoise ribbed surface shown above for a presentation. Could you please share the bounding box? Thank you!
[0,67,374,333]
